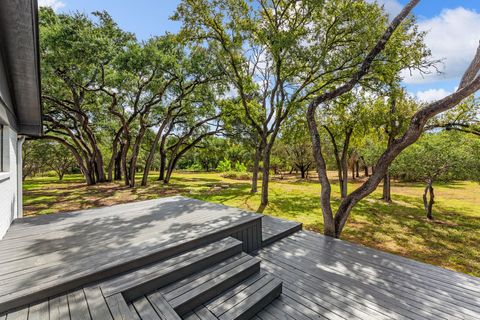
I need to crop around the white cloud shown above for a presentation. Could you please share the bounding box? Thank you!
[38,0,65,11]
[367,0,403,18]
[402,7,480,85]
[415,88,451,103]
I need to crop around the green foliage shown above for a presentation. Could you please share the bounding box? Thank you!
[390,132,476,183]
[23,140,76,180]
[221,172,251,180]
[216,158,232,172]
[186,163,203,171]
[234,162,247,173]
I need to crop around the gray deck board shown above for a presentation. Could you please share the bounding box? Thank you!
[84,286,113,320]
[105,293,135,320]
[3,307,28,320]
[266,241,465,319]
[129,304,142,320]
[27,300,50,320]
[296,231,480,293]
[282,233,480,316]
[67,290,91,320]
[49,295,70,320]
[132,297,162,320]
[255,230,480,320]
[148,292,181,320]
[193,306,217,320]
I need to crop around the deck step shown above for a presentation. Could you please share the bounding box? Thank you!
[156,253,261,315]
[101,237,243,301]
[130,293,182,320]
[206,273,282,320]
[261,216,302,247]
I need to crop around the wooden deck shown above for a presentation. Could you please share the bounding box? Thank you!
[0,196,265,313]
[1,196,479,319]
[256,230,480,320]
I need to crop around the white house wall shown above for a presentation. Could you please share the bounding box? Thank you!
[0,125,19,239]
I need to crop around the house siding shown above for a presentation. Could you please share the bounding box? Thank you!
[0,124,19,239]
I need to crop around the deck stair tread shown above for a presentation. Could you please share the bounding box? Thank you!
[101,237,242,300]
[261,216,302,247]
[177,272,282,320]
[136,251,283,319]
[159,253,261,314]
[208,273,282,320]
[217,277,282,320]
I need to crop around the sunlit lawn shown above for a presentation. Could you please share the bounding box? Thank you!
[23,171,480,277]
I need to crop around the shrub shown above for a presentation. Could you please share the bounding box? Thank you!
[234,162,247,173]
[187,163,203,171]
[216,158,232,172]
[222,172,251,180]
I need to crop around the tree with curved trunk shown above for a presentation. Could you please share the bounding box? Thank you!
[140,44,225,186]
[175,0,428,208]
[39,8,134,185]
[163,110,224,184]
[306,0,480,238]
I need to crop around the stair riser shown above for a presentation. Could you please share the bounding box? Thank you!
[123,242,243,302]
[173,261,261,315]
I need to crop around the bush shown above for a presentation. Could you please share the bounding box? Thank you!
[234,162,247,172]
[186,163,203,171]
[216,158,232,172]
[222,172,251,180]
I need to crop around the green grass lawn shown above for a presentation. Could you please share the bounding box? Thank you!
[23,172,480,277]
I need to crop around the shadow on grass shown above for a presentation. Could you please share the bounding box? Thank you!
[22,173,480,276]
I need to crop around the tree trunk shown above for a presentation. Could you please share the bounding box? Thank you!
[364,165,369,177]
[164,155,175,184]
[107,131,122,182]
[337,165,345,197]
[158,150,167,181]
[114,151,122,181]
[251,143,262,193]
[142,119,170,186]
[382,173,392,202]
[423,181,434,220]
[260,144,271,207]
[355,161,360,178]
[351,166,355,180]
[341,163,348,199]
[121,140,130,186]
[93,151,106,183]
[307,108,335,237]
[128,125,147,187]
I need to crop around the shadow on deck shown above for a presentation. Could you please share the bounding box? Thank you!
[1,196,479,319]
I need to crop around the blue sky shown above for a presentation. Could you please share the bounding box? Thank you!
[39,0,480,101]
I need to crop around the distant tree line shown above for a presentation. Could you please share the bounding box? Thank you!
[30,0,480,239]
